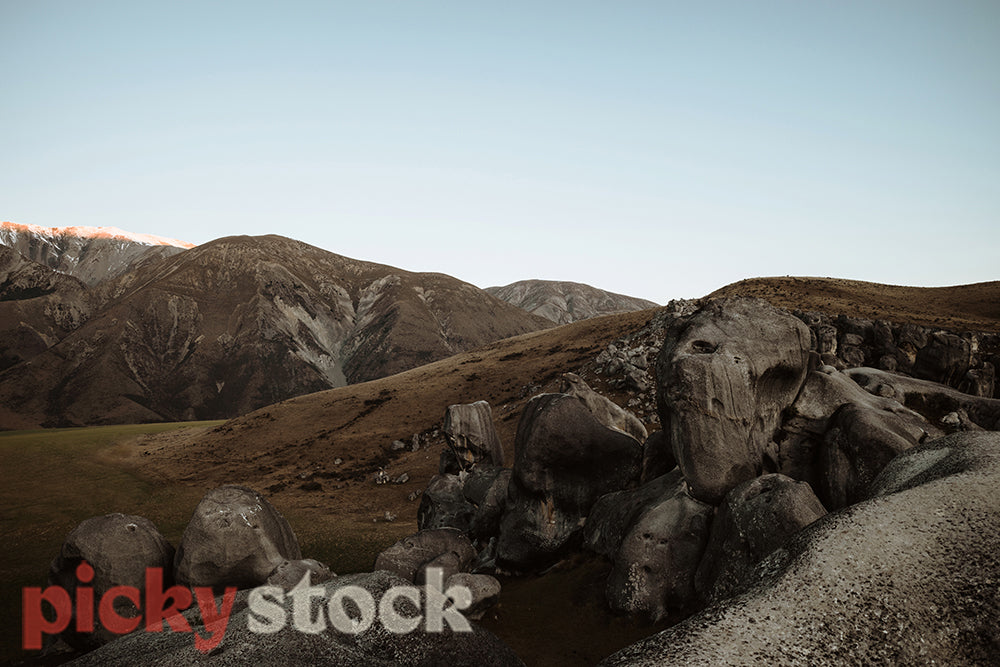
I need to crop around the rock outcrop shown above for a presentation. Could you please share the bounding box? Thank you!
[440,400,505,473]
[600,431,1000,666]
[656,298,812,503]
[497,393,642,570]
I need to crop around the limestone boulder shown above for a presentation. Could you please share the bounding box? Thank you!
[561,372,648,442]
[174,485,301,590]
[441,400,505,473]
[656,297,812,503]
[497,393,642,570]
[583,470,683,560]
[605,481,713,621]
[373,528,476,583]
[417,474,475,533]
[49,513,174,649]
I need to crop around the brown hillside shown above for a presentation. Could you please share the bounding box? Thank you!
[709,277,1000,333]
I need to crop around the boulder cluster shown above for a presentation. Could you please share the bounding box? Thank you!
[51,485,522,665]
[414,296,1000,662]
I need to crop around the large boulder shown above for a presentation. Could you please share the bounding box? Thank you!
[605,479,713,621]
[656,298,812,503]
[374,528,476,584]
[441,400,505,473]
[497,393,642,570]
[417,474,475,533]
[694,474,826,604]
[174,485,301,590]
[583,470,683,559]
[68,570,525,666]
[639,430,675,483]
[48,513,174,649]
[819,402,929,509]
[600,431,1000,666]
[561,372,648,442]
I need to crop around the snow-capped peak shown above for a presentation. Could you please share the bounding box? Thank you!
[0,221,195,249]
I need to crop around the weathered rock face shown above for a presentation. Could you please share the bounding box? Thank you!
[174,485,301,590]
[441,400,505,473]
[583,471,683,560]
[48,513,175,649]
[417,474,475,533]
[68,571,526,667]
[600,431,1000,666]
[656,298,812,504]
[497,393,643,570]
[462,466,512,543]
[694,474,826,604]
[561,372,648,442]
[846,366,1000,431]
[605,480,714,621]
[793,310,1000,399]
[445,572,502,620]
[373,528,477,583]
[819,402,929,509]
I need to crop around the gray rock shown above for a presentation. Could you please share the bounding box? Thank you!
[606,480,713,621]
[266,558,335,591]
[914,331,970,386]
[561,372,648,442]
[68,570,525,666]
[441,400,505,473]
[174,485,301,590]
[445,572,502,620]
[374,528,476,583]
[497,393,642,571]
[656,298,811,503]
[417,474,475,533]
[600,431,1000,666]
[695,474,826,604]
[820,402,930,509]
[48,513,174,649]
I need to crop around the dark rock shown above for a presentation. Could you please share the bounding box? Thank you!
[48,513,174,649]
[695,474,826,604]
[441,400,505,473]
[415,552,463,585]
[640,430,675,483]
[68,571,525,666]
[497,393,642,571]
[373,528,476,584]
[600,431,1000,666]
[462,466,511,542]
[583,470,683,559]
[656,297,812,503]
[174,485,301,590]
[605,480,713,620]
[417,474,475,533]
[914,331,970,386]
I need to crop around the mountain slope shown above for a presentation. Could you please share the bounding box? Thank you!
[0,235,551,427]
[486,279,658,324]
[709,276,1000,333]
[0,221,193,286]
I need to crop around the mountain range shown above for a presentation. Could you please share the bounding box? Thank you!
[0,222,658,428]
[486,280,658,324]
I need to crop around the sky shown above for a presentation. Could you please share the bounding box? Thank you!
[1,1,997,303]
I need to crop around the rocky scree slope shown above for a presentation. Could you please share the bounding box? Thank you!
[0,234,551,427]
[487,279,658,325]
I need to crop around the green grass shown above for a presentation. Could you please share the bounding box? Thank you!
[0,421,224,663]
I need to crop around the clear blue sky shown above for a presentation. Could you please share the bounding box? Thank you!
[2,1,997,302]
